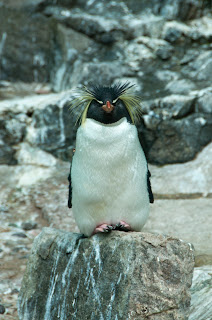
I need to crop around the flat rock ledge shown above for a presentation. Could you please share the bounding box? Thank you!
[18,228,195,320]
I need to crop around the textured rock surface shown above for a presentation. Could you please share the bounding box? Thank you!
[18,228,195,320]
[144,199,212,261]
[189,266,212,320]
[150,142,212,197]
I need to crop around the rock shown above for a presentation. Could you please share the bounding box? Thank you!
[0,5,54,82]
[125,42,155,72]
[188,16,212,41]
[147,94,195,120]
[0,81,52,100]
[12,232,27,238]
[163,21,190,43]
[0,304,5,314]
[150,142,212,197]
[122,14,165,39]
[71,61,129,87]
[18,228,195,320]
[31,0,211,21]
[0,163,57,187]
[0,92,77,164]
[15,142,57,167]
[136,36,173,60]
[21,221,38,231]
[65,12,125,44]
[0,112,26,165]
[182,51,212,83]
[155,70,180,82]
[195,88,212,114]
[165,79,196,94]
[50,24,94,92]
[195,255,212,267]
[143,113,212,164]
[163,16,212,43]
[144,198,212,261]
[189,266,212,320]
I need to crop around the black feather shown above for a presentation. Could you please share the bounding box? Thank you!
[147,169,154,203]
[68,172,72,208]
[87,82,135,103]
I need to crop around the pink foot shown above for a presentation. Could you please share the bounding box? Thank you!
[93,223,113,235]
[116,221,131,231]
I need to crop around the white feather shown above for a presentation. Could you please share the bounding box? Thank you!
[71,117,149,236]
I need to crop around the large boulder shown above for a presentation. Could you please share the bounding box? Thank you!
[18,228,195,320]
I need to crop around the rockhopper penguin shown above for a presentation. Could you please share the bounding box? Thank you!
[68,82,154,237]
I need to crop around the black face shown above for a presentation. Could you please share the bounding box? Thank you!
[87,99,132,124]
[85,84,135,124]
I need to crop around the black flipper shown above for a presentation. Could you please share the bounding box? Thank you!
[68,166,72,208]
[147,169,154,203]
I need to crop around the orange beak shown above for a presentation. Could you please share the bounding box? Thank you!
[102,100,114,113]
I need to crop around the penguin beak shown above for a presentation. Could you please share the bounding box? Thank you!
[102,101,114,113]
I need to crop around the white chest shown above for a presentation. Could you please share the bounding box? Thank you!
[71,118,149,236]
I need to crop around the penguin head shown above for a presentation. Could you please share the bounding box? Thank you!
[70,82,142,125]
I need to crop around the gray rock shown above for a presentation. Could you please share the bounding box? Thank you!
[163,21,190,43]
[15,142,58,167]
[152,94,195,119]
[188,16,212,41]
[0,5,54,82]
[26,0,211,20]
[43,9,125,44]
[155,70,180,82]
[18,228,195,320]
[50,24,94,92]
[21,221,38,231]
[122,14,165,39]
[189,266,212,320]
[0,113,26,165]
[144,198,212,262]
[0,304,5,314]
[165,79,196,94]
[145,143,212,265]
[182,51,212,84]
[143,113,212,164]
[150,142,212,197]
[163,17,212,44]
[136,36,173,60]
[125,42,155,72]
[0,81,52,100]
[69,61,128,87]
[195,89,212,114]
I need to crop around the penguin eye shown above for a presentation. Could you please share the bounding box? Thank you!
[96,100,103,104]
[112,98,118,103]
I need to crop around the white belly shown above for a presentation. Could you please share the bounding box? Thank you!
[71,117,149,236]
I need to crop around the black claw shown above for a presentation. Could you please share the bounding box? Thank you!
[114,223,130,232]
[103,226,113,233]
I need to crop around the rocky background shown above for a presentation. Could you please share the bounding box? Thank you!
[0,0,212,319]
